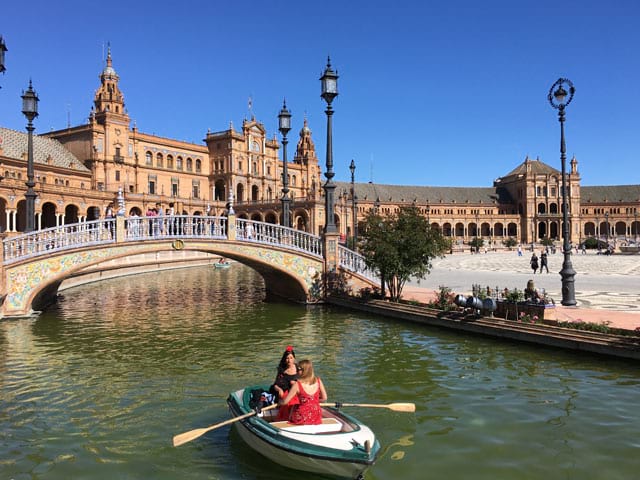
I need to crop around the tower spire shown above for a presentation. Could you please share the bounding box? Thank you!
[93,44,127,124]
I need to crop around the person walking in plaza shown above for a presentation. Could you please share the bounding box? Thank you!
[530,252,539,274]
[517,244,523,257]
[540,250,549,273]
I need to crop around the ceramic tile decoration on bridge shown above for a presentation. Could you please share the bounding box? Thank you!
[0,215,377,318]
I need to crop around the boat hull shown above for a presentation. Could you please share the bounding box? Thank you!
[227,386,379,479]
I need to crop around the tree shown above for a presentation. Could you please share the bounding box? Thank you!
[359,206,450,302]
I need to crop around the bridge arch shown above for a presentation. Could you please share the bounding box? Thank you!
[3,240,322,316]
[1,216,377,317]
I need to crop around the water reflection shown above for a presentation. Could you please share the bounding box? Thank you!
[1,265,639,480]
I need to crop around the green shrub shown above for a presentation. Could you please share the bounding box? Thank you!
[503,237,518,248]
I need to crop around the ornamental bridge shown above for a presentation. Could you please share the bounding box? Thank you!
[0,215,378,318]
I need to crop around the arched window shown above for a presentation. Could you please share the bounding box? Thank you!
[195,159,202,173]
[167,155,174,169]
[156,153,163,168]
[145,151,153,165]
[176,156,183,170]
[186,158,193,171]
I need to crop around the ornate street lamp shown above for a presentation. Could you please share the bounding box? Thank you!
[21,80,39,233]
[548,78,576,306]
[475,213,480,253]
[605,212,609,246]
[278,99,292,228]
[634,210,638,243]
[320,57,338,233]
[0,36,7,79]
[349,159,357,248]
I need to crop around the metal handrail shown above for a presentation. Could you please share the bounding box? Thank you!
[338,245,379,283]
[2,216,326,265]
[235,219,323,257]
[3,218,116,264]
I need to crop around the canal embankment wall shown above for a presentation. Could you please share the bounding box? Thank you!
[328,296,640,361]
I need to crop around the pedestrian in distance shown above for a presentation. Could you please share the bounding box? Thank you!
[530,252,539,274]
[540,250,549,273]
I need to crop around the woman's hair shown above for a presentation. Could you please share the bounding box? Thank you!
[277,345,296,372]
[297,359,316,384]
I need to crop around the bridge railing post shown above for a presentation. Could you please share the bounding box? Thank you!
[323,231,341,298]
[116,216,126,243]
[227,213,236,241]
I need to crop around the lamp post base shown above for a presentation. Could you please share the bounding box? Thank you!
[560,253,577,306]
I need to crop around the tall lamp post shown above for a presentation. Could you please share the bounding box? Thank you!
[605,212,609,247]
[349,159,357,247]
[320,57,338,233]
[278,100,291,228]
[548,78,576,306]
[634,210,638,243]
[22,80,39,233]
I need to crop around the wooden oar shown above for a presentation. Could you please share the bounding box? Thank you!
[173,403,277,447]
[321,402,415,413]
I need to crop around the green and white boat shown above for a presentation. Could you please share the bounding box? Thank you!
[227,386,380,479]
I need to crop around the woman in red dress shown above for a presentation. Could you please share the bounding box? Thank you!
[279,359,328,425]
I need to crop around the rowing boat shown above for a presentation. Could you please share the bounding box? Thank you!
[227,386,380,479]
[214,261,231,268]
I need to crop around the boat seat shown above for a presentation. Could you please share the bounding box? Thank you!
[270,417,343,433]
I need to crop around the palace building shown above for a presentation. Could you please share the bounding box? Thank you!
[0,50,638,247]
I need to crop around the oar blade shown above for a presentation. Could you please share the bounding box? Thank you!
[173,427,209,447]
[388,402,416,412]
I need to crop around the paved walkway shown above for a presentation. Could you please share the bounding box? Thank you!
[402,250,640,331]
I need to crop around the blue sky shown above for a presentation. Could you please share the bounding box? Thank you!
[1,0,638,187]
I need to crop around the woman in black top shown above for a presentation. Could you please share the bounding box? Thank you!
[270,345,299,420]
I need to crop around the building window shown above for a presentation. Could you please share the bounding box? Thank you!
[195,159,202,173]
[148,175,157,195]
[186,158,193,171]
[115,171,120,181]
[171,180,179,197]
[192,180,200,199]
[97,182,105,191]
[146,151,153,165]
[177,156,183,170]
[157,153,164,168]
[167,155,174,169]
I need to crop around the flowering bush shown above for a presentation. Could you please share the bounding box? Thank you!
[428,285,456,311]
[518,311,542,324]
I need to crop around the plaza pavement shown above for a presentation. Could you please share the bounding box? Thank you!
[401,249,640,331]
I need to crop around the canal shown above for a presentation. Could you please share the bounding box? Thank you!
[1,265,638,479]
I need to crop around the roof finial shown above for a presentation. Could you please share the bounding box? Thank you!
[106,42,112,66]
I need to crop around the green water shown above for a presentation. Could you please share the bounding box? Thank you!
[1,265,638,479]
